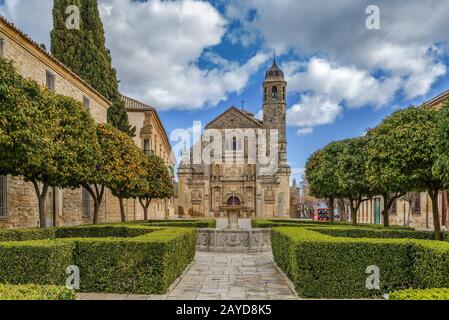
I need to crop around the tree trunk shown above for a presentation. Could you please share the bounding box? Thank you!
[349,199,358,225]
[429,189,442,241]
[407,200,412,227]
[118,196,126,222]
[139,198,152,221]
[337,199,346,222]
[381,194,390,228]
[83,184,105,224]
[328,197,335,224]
[31,180,49,228]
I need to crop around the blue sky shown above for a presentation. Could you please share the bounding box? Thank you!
[2,0,449,182]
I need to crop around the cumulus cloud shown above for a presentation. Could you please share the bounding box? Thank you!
[0,0,52,48]
[285,57,402,109]
[227,0,449,132]
[287,95,343,134]
[0,0,269,111]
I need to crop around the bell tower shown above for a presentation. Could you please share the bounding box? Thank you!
[262,56,288,168]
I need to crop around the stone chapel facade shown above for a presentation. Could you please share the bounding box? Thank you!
[177,61,291,218]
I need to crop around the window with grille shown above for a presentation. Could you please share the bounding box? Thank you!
[413,193,421,215]
[83,96,90,110]
[144,139,151,155]
[82,187,91,217]
[46,70,55,91]
[0,37,5,58]
[0,175,8,217]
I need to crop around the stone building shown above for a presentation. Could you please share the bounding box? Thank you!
[177,60,291,218]
[122,95,176,218]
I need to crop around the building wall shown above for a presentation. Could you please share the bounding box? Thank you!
[355,192,449,230]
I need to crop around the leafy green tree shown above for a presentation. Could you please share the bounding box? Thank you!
[305,142,343,223]
[98,124,146,222]
[433,103,449,236]
[0,59,99,227]
[366,122,413,227]
[81,123,120,224]
[370,106,444,240]
[51,0,135,136]
[336,137,372,225]
[137,155,174,220]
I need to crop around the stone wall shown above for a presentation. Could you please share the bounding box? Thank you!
[356,192,448,230]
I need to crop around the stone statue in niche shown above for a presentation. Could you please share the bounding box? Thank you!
[192,190,202,201]
[264,187,275,202]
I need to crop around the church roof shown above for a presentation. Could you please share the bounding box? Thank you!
[205,106,263,129]
[122,95,155,112]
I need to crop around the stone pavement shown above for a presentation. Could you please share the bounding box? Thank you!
[77,251,298,300]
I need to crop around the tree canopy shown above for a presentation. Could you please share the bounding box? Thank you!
[305,142,343,223]
[367,106,443,238]
[0,58,99,227]
[137,155,174,220]
[97,124,146,222]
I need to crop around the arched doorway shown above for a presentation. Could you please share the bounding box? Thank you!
[227,196,240,206]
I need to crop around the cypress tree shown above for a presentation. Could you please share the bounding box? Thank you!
[50,0,135,136]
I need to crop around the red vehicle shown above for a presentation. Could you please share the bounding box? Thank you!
[312,208,330,221]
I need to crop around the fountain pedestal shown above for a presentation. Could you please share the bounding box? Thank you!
[196,205,271,253]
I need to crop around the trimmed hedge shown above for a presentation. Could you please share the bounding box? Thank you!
[0,284,76,300]
[0,240,74,285]
[389,288,449,300]
[271,226,449,299]
[252,219,413,230]
[55,224,158,238]
[74,227,196,294]
[0,224,196,295]
[131,219,216,228]
[313,226,447,241]
[0,228,56,241]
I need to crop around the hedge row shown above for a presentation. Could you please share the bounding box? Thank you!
[389,288,449,300]
[0,284,76,300]
[131,219,216,228]
[271,226,449,298]
[0,224,196,294]
[252,219,413,230]
[313,226,447,241]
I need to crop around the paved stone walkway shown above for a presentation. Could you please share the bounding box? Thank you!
[77,251,298,300]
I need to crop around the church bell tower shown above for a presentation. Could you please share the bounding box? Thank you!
[262,57,288,169]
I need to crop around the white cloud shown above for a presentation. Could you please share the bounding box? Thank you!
[99,0,269,110]
[227,0,449,131]
[0,0,52,48]
[285,57,401,109]
[0,0,269,111]
[287,95,343,135]
[296,127,314,136]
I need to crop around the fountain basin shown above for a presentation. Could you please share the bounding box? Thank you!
[196,228,271,253]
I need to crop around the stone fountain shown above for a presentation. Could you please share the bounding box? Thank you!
[196,205,271,253]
